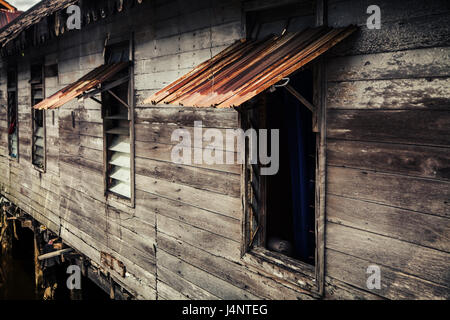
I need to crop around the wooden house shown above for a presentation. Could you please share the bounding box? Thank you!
[0,0,448,300]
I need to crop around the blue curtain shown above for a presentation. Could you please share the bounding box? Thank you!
[284,92,311,261]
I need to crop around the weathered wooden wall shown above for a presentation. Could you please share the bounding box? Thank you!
[325,0,450,299]
[0,0,448,300]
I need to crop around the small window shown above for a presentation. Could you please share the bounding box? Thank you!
[31,63,46,171]
[7,64,18,159]
[243,68,316,265]
[102,41,134,203]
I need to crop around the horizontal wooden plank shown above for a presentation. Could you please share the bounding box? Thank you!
[135,106,239,128]
[326,249,449,300]
[328,0,450,27]
[326,222,450,287]
[135,157,240,198]
[135,140,241,174]
[327,110,450,147]
[327,194,450,252]
[157,265,219,300]
[327,139,450,181]
[157,232,313,300]
[327,78,450,109]
[327,47,450,82]
[135,175,240,220]
[158,214,241,262]
[327,166,450,218]
[158,249,259,299]
[139,189,241,241]
[330,12,450,56]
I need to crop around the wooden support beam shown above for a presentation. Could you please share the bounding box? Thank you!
[38,248,73,261]
[82,75,129,100]
[285,84,315,113]
[107,89,130,109]
[90,96,102,105]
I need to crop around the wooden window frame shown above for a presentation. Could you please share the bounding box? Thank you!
[7,63,19,161]
[240,0,327,296]
[240,60,326,297]
[30,62,46,173]
[102,35,136,208]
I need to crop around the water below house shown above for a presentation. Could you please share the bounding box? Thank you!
[0,221,109,300]
[0,223,37,300]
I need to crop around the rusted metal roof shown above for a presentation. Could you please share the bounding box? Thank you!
[0,9,21,28]
[0,0,77,47]
[146,25,357,108]
[33,62,129,110]
[0,0,16,12]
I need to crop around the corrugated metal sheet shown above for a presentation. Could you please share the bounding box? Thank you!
[33,62,129,110]
[0,9,21,28]
[0,0,16,11]
[0,0,77,47]
[146,25,357,108]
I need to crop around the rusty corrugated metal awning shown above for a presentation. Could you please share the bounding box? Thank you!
[145,26,356,108]
[33,62,129,110]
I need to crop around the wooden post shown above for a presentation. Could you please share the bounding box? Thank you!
[33,231,44,294]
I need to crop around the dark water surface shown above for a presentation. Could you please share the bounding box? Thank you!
[0,226,38,300]
[1,223,110,300]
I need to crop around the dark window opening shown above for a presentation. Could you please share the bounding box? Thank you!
[7,65,18,158]
[31,62,45,170]
[244,0,318,267]
[244,68,316,266]
[266,69,316,265]
[103,41,133,200]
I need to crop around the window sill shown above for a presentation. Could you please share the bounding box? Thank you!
[106,192,135,209]
[32,165,46,173]
[242,246,321,296]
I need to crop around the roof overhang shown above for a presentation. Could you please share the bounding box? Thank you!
[145,25,357,108]
[33,62,130,110]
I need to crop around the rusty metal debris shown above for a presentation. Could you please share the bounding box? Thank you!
[146,25,357,108]
[33,62,129,110]
[101,252,126,278]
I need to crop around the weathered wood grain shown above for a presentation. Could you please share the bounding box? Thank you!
[330,12,450,56]
[327,194,450,252]
[135,157,241,198]
[158,249,259,299]
[327,139,450,181]
[135,106,239,128]
[327,78,450,109]
[327,47,450,82]
[326,223,450,287]
[135,175,241,219]
[327,166,450,218]
[327,110,450,147]
[326,249,449,300]
[158,214,241,262]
